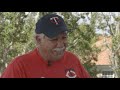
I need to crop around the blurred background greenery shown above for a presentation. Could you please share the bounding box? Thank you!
[0,12,120,78]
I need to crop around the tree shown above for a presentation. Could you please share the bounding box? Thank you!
[94,12,120,78]
[59,12,100,77]
[0,12,100,77]
[0,12,56,75]
[0,12,37,75]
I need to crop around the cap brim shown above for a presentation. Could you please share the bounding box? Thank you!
[44,28,69,38]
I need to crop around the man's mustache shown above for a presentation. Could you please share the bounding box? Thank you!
[53,47,65,52]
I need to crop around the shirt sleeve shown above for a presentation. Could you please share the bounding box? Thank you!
[77,60,91,78]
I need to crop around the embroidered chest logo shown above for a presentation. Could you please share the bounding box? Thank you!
[50,17,60,25]
[65,68,77,78]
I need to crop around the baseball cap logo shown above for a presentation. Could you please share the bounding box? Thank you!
[50,17,60,25]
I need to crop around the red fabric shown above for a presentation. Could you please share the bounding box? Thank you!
[1,48,90,78]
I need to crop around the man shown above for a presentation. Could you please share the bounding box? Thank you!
[1,14,90,78]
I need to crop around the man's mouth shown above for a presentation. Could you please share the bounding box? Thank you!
[53,47,65,55]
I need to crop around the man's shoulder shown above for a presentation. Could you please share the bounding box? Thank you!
[10,48,37,64]
[64,51,80,61]
[65,51,78,57]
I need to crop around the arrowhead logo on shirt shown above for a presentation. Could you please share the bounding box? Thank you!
[65,68,77,78]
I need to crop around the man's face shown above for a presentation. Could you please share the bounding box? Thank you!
[39,32,68,61]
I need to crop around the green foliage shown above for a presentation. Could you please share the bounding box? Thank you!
[0,12,36,74]
[0,12,100,77]
[94,12,120,77]
[60,12,100,77]
[112,34,120,77]
[0,12,57,75]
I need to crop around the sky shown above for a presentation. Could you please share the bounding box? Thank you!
[74,12,119,36]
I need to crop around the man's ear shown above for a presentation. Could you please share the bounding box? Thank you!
[35,35,41,43]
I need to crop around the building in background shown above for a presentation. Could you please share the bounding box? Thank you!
[95,36,115,78]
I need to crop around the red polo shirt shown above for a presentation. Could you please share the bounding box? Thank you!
[1,48,90,78]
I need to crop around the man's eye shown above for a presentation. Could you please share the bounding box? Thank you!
[63,37,67,39]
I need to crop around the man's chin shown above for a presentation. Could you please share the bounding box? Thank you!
[51,50,65,61]
[52,54,64,61]
[53,50,65,55]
